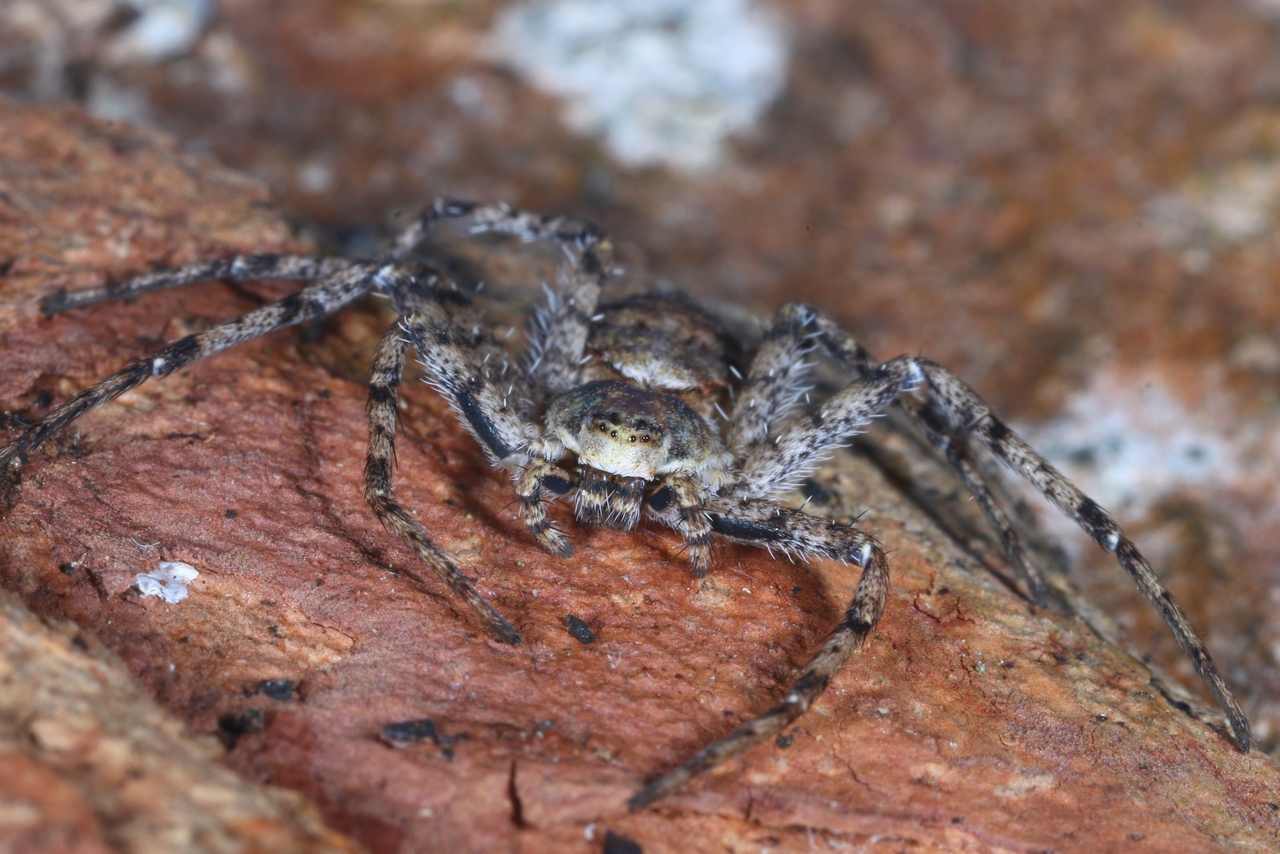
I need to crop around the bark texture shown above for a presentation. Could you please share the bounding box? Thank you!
[2,95,1280,853]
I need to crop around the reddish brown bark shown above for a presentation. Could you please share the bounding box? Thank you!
[2,95,1279,853]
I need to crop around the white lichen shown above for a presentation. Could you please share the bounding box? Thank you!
[489,0,789,171]
[105,0,213,64]
[135,561,199,603]
[1017,370,1239,516]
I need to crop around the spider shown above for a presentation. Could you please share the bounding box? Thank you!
[0,200,1252,811]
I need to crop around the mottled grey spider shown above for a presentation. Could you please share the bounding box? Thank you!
[0,201,1251,810]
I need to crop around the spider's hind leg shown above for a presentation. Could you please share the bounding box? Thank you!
[731,325,1251,752]
[807,308,1052,605]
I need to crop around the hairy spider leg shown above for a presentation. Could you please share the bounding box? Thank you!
[758,346,1250,750]
[0,262,389,469]
[636,347,1250,807]
[958,387,1253,751]
[774,350,1248,749]
[396,297,581,561]
[811,308,1051,605]
[630,504,889,810]
[742,303,1050,604]
[390,198,611,400]
[391,198,613,278]
[39,255,357,314]
[364,324,522,645]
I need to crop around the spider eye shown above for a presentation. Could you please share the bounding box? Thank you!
[598,423,608,432]
[610,430,618,437]
[629,435,637,442]
[641,435,650,443]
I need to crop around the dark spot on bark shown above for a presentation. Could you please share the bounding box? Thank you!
[564,614,596,644]
[257,679,295,701]
[225,509,237,519]
[604,831,643,854]
[776,733,794,748]
[217,709,264,748]
[383,718,438,743]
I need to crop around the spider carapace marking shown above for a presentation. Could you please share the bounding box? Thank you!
[0,200,1252,812]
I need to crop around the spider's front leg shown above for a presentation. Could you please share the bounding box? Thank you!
[0,260,387,471]
[630,501,889,810]
[367,271,595,639]
[647,473,715,576]
[364,324,521,645]
[736,302,1050,604]
[735,332,1251,752]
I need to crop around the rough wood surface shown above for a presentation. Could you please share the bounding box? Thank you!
[2,96,1280,853]
[0,587,361,854]
[7,0,1280,752]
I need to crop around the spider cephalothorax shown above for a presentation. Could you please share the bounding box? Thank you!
[545,379,729,532]
[0,200,1252,811]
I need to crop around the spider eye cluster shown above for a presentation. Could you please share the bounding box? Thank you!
[548,380,720,480]
[594,416,653,444]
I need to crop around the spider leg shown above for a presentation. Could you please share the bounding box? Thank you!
[391,198,613,278]
[734,355,927,500]
[806,307,1050,604]
[399,295,535,466]
[515,457,575,556]
[733,341,1250,751]
[526,275,600,397]
[630,500,888,810]
[392,199,611,399]
[0,262,388,469]
[364,325,521,644]
[41,255,353,314]
[726,303,819,458]
[736,303,1048,603]
[918,361,1252,750]
[648,473,714,576]
[396,287,587,558]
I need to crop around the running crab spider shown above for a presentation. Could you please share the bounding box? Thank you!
[0,200,1251,810]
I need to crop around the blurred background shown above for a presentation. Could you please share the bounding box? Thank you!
[3,0,1280,752]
